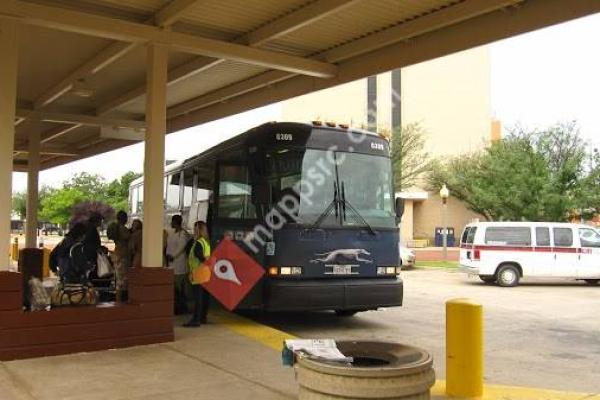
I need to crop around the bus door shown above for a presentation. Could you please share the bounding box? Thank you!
[183,168,209,232]
[215,161,265,309]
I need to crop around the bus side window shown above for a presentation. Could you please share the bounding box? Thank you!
[218,165,256,219]
[138,184,144,213]
[130,186,138,214]
[182,169,194,208]
[166,173,181,210]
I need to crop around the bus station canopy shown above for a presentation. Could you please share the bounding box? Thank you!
[4,0,599,173]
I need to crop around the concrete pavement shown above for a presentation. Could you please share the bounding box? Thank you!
[0,314,298,400]
[250,268,600,394]
[1,274,599,399]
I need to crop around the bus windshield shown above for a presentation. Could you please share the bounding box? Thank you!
[267,149,395,228]
[336,152,395,228]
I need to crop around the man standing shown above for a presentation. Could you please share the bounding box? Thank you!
[184,221,211,327]
[166,215,191,314]
[107,210,131,302]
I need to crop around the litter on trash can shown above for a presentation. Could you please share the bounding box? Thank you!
[282,339,353,366]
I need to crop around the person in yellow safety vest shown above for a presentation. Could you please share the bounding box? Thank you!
[184,221,211,327]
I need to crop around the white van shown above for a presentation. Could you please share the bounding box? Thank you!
[459,222,600,287]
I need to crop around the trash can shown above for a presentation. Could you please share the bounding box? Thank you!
[434,227,443,247]
[295,341,435,399]
[447,227,456,247]
[435,227,456,247]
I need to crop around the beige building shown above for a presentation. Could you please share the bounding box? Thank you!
[281,46,498,246]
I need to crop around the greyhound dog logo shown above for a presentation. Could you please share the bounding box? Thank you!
[310,249,372,264]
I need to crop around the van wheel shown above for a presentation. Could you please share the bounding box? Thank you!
[584,279,599,285]
[497,265,520,287]
[479,276,496,284]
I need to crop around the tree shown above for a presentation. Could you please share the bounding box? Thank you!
[63,172,107,200]
[390,123,432,191]
[106,171,141,212]
[12,186,55,220]
[18,173,108,226]
[39,188,86,226]
[11,191,27,219]
[427,122,599,222]
[36,171,140,226]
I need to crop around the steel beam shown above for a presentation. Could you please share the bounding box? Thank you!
[168,0,600,132]
[0,0,337,78]
[96,0,355,115]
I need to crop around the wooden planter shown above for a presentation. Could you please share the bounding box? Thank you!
[0,268,174,361]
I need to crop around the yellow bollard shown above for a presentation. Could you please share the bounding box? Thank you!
[42,248,51,278]
[11,237,19,262]
[446,298,483,398]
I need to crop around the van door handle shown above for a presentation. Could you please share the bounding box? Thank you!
[554,254,557,260]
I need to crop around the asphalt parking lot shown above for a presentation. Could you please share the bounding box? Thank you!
[250,267,600,393]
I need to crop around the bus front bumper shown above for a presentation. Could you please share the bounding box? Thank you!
[264,277,403,312]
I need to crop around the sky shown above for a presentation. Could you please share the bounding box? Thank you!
[11,12,600,192]
[491,13,600,144]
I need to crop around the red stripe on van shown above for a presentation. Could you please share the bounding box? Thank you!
[471,245,581,254]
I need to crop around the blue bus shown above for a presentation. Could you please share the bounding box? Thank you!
[130,122,404,315]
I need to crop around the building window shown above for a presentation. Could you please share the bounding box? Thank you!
[391,69,401,130]
[367,75,377,132]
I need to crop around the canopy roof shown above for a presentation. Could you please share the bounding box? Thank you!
[5,0,599,172]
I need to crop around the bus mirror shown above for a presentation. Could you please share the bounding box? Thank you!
[395,198,405,219]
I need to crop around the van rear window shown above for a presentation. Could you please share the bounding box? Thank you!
[461,227,477,244]
[484,227,531,246]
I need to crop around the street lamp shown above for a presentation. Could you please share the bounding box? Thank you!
[440,184,450,262]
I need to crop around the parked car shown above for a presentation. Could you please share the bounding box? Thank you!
[400,246,416,268]
[459,221,600,287]
[40,222,63,236]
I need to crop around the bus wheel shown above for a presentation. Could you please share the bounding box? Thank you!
[584,279,599,285]
[335,310,358,317]
[479,275,496,284]
[497,265,520,287]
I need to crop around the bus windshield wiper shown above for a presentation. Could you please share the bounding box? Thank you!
[309,182,340,230]
[340,182,377,236]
